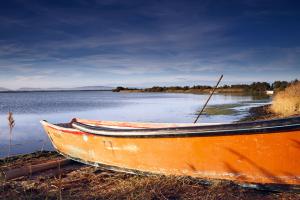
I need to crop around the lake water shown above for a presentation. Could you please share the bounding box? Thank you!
[0,91,269,157]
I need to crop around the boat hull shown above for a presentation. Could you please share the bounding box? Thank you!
[41,120,300,186]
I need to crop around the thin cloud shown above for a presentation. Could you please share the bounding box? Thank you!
[0,0,299,89]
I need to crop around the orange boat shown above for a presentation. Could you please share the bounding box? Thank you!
[41,117,300,187]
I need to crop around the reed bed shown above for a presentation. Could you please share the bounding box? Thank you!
[271,82,300,116]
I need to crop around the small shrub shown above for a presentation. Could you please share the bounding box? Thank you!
[271,82,300,116]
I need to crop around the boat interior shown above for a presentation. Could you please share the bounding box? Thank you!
[52,116,300,133]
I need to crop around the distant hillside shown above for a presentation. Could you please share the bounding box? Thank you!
[18,87,44,91]
[17,86,113,91]
[0,87,10,91]
[71,86,114,91]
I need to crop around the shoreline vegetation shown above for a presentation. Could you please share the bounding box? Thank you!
[271,82,300,117]
[240,81,300,121]
[113,80,299,94]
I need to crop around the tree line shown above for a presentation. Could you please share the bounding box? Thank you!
[113,79,299,93]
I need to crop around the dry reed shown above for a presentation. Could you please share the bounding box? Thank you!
[271,82,300,116]
[7,112,15,157]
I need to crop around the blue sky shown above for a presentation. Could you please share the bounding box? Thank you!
[0,0,300,89]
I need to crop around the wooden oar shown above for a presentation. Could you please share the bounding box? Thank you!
[0,159,72,181]
[194,75,224,123]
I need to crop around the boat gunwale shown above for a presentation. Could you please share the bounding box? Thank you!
[41,116,300,138]
[73,116,300,132]
[72,121,300,137]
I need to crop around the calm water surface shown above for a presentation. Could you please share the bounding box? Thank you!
[0,91,269,157]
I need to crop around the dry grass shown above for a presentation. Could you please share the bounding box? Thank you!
[271,82,300,117]
[1,152,299,200]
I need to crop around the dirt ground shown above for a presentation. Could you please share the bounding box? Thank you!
[238,104,279,122]
[0,151,299,200]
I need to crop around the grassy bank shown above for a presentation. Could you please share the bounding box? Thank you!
[271,82,300,117]
[239,82,300,121]
[1,151,299,200]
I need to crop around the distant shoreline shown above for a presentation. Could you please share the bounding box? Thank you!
[113,80,297,95]
[0,89,112,93]
[115,88,246,94]
[113,88,268,96]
